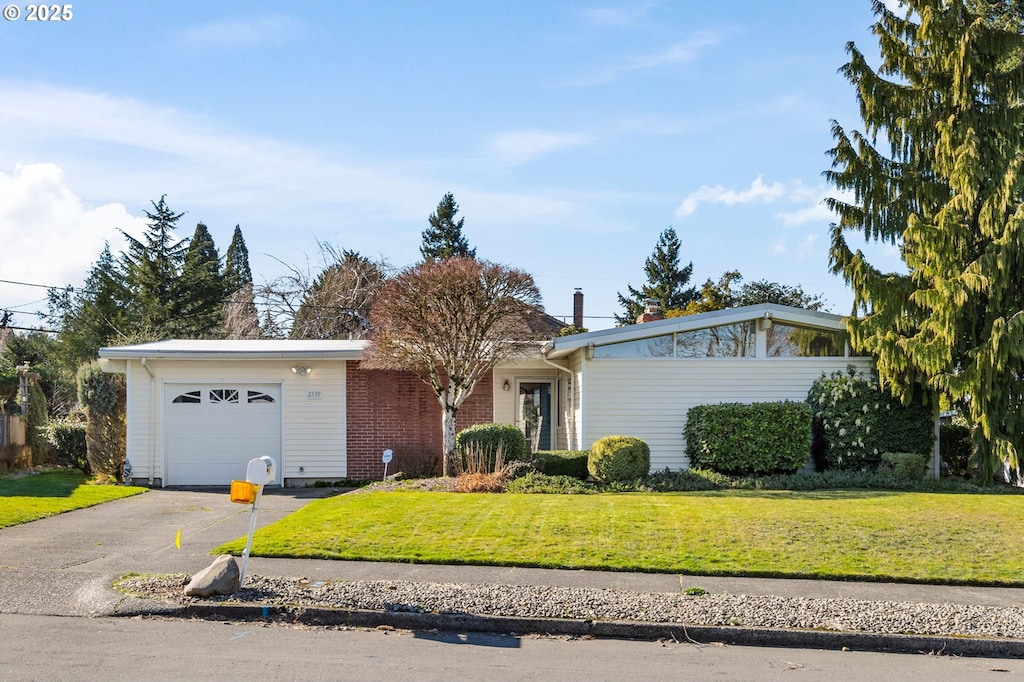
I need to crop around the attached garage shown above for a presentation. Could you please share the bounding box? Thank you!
[163,383,282,485]
[98,340,362,487]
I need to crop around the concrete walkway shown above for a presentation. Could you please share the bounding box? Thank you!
[1,487,1023,656]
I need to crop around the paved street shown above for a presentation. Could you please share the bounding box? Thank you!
[3,613,1023,682]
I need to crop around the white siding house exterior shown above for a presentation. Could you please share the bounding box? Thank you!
[99,304,879,485]
[542,304,874,471]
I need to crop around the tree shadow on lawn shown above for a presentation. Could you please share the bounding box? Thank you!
[0,470,86,498]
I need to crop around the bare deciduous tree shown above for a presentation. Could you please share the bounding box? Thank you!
[362,257,542,475]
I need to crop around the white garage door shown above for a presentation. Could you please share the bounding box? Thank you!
[164,384,282,486]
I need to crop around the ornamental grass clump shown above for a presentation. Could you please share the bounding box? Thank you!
[587,435,650,483]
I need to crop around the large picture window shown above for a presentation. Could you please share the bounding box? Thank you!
[767,323,846,357]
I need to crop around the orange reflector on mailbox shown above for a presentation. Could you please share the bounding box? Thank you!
[230,480,257,504]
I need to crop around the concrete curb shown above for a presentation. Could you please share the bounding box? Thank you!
[123,601,1024,659]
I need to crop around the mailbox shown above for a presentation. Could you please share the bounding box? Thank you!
[245,456,277,485]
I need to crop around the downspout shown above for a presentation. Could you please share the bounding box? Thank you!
[541,350,576,451]
[140,357,157,486]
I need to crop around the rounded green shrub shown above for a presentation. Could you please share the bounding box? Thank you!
[456,422,527,474]
[587,435,650,483]
[44,414,90,474]
[878,452,929,481]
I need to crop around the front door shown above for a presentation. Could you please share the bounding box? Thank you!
[517,381,553,453]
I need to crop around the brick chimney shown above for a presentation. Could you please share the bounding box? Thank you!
[573,289,584,329]
[637,298,665,324]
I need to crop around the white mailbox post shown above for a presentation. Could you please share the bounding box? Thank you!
[238,456,277,589]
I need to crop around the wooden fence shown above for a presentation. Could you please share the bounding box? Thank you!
[0,414,32,472]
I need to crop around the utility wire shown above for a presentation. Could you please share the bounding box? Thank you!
[0,278,69,290]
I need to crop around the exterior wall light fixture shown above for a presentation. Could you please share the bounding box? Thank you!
[502,379,511,392]
[291,365,312,375]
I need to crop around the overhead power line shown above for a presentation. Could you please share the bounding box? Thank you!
[0,278,70,290]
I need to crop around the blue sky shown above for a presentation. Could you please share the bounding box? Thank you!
[0,0,905,332]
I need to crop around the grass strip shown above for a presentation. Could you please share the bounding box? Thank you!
[0,470,146,528]
[216,489,1024,585]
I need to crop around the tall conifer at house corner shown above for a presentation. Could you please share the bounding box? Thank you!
[420,192,476,261]
[616,226,696,324]
[826,0,1024,484]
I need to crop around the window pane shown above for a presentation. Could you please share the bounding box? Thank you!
[676,322,756,357]
[209,389,239,404]
[247,390,275,404]
[767,323,845,357]
[593,335,674,358]
[172,391,201,404]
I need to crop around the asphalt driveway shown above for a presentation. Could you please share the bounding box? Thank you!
[0,486,332,616]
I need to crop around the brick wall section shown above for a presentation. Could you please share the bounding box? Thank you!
[346,362,494,479]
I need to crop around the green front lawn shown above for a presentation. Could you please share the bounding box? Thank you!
[0,470,146,528]
[216,489,1024,585]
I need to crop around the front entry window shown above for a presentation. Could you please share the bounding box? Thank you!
[518,382,552,453]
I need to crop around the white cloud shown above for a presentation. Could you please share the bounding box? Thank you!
[180,14,305,49]
[571,30,722,85]
[0,163,147,326]
[580,1,660,28]
[487,129,593,166]
[675,175,789,217]
[797,233,818,258]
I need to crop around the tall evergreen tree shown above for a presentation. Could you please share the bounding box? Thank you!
[420,192,476,261]
[176,223,225,337]
[220,224,260,339]
[826,0,1024,483]
[223,224,253,291]
[119,196,188,335]
[615,226,697,324]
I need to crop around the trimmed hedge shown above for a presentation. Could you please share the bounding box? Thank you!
[534,450,589,479]
[588,435,650,483]
[878,452,928,481]
[456,423,528,466]
[684,401,812,476]
[807,368,934,472]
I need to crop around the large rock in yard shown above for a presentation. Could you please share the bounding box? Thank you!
[184,554,240,597]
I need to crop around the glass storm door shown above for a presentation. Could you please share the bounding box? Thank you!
[517,381,553,453]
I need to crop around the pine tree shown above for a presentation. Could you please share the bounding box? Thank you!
[176,223,225,337]
[615,227,696,324]
[420,192,476,261]
[119,196,188,335]
[826,0,1024,483]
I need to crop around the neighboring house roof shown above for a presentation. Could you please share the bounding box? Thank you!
[98,339,367,361]
[542,303,847,359]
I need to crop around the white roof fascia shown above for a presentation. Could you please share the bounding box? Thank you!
[543,303,848,359]
[98,339,367,361]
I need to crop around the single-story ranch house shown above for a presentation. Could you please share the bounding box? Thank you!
[99,303,876,487]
